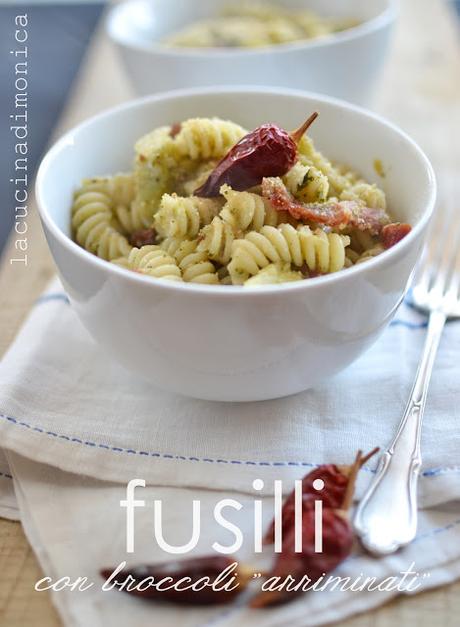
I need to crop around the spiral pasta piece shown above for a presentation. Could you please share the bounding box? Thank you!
[95,227,132,261]
[245,263,303,286]
[344,248,360,267]
[80,174,138,235]
[113,173,136,206]
[94,173,136,207]
[219,184,280,232]
[128,245,182,281]
[176,241,218,284]
[173,118,247,160]
[284,161,307,194]
[297,136,352,196]
[154,194,222,239]
[229,224,349,283]
[197,216,235,265]
[340,182,387,210]
[72,190,111,250]
[180,251,219,284]
[112,256,130,269]
[284,162,329,203]
[71,188,132,260]
[298,227,349,274]
[159,236,192,261]
[355,243,385,264]
[159,237,218,284]
[109,174,138,234]
[228,224,300,283]
[133,126,177,227]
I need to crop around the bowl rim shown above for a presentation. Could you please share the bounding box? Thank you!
[105,0,399,57]
[35,85,436,298]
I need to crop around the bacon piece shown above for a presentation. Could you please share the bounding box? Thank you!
[350,205,391,234]
[381,222,412,249]
[261,177,389,234]
[129,228,156,248]
[169,122,182,138]
[262,177,351,227]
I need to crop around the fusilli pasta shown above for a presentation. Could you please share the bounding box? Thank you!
[80,174,138,234]
[297,136,352,197]
[172,118,247,161]
[244,263,303,286]
[229,224,350,284]
[219,184,280,231]
[71,188,131,261]
[128,245,182,281]
[340,182,387,210]
[197,216,235,265]
[164,2,357,48]
[71,115,398,286]
[132,126,177,227]
[355,243,385,264]
[154,193,222,239]
[160,237,218,284]
[284,162,329,203]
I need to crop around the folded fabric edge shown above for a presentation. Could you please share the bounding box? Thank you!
[1,424,459,508]
[0,469,19,520]
[7,451,99,627]
[0,506,20,522]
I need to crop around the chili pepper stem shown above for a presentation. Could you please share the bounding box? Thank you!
[340,447,380,514]
[290,112,319,144]
[360,446,380,466]
[337,446,380,478]
[340,450,362,513]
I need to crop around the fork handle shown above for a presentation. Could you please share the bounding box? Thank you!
[354,309,446,555]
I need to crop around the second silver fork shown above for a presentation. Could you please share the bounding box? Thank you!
[354,206,460,555]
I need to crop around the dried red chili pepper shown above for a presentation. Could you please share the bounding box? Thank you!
[100,555,251,606]
[101,448,379,610]
[252,508,354,608]
[251,448,379,608]
[381,222,412,249]
[262,177,389,234]
[129,227,157,248]
[194,112,319,197]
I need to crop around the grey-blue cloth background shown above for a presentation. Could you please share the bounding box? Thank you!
[0,2,104,253]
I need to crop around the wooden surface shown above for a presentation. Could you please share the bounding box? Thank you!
[0,0,459,625]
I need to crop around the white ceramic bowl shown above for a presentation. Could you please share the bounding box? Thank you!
[106,0,397,106]
[36,87,435,402]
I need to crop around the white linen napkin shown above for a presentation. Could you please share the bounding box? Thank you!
[6,451,460,627]
[1,277,460,626]
[0,278,459,503]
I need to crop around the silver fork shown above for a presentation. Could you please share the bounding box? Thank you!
[354,204,460,555]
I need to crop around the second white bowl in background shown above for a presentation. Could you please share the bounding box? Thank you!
[106,0,397,106]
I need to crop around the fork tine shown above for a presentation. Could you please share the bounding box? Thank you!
[430,208,460,297]
[444,215,460,302]
[413,247,431,294]
[414,207,444,290]
[418,203,454,293]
